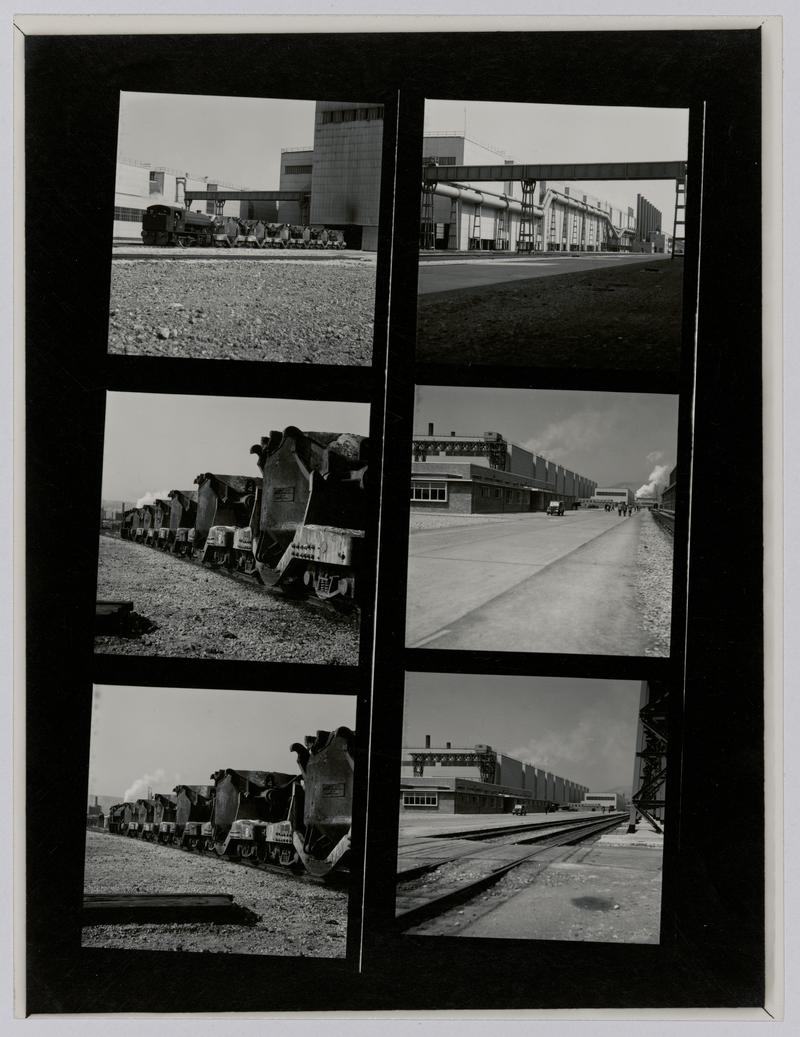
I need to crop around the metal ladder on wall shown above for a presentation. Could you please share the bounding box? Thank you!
[671,175,686,258]
[548,204,557,251]
[420,186,435,250]
[517,179,536,253]
[495,206,507,251]
[471,204,482,249]
[448,196,459,250]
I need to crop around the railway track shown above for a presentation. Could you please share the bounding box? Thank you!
[651,509,675,535]
[395,814,624,930]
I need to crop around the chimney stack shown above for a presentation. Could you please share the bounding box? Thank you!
[450,431,455,437]
[427,422,434,436]
[446,741,451,749]
[425,734,431,748]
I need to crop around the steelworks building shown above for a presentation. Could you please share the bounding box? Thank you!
[411,423,597,515]
[115,102,673,254]
[401,738,589,815]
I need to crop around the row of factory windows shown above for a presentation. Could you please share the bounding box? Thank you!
[114,206,146,222]
[403,794,439,807]
[284,165,313,175]
[411,481,448,502]
[422,155,458,166]
[321,106,384,124]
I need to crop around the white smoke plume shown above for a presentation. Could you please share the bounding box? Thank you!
[124,768,165,803]
[636,463,671,499]
[646,450,664,465]
[136,489,171,509]
[521,409,623,462]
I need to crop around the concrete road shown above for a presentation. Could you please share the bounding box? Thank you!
[406,510,655,656]
[422,842,663,943]
[417,253,669,295]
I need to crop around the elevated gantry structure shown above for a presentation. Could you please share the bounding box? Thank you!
[420,160,688,255]
[627,681,669,834]
[184,189,311,217]
[409,745,498,785]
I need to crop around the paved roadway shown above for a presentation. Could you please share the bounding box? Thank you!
[417,252,669,295]
[405,510,652,656]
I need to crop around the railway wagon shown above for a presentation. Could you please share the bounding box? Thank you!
[106,803,128,834]
[207,769,297,860]
[206,726,355,876]
[250,427,368,604]
[167,489,198,555]
[172,784,215,849]
[193,473,262,573]
[144,498,172,547]
[141,203,215,247]
[120,508,140,540]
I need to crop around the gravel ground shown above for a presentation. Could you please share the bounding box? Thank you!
[416,258,684,371]
[635,510,674,656]
[82,830,348,957]
[107,258,376,365]
[94,536,360,664]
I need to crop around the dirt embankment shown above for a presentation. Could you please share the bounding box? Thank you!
[108,258,376,365]
[416,258,684,371]
[95,535,360,665]
[82,830,348,957]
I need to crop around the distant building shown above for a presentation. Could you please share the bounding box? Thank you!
[591,486,635,507]
[580,791,627,812]
[114,160,244,241]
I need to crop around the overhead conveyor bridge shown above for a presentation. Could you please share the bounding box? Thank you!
[184,189,310,216]
[420,161,688,254]
[422,162,687,183]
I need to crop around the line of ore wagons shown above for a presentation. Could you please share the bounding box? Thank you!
[115,426,369,604]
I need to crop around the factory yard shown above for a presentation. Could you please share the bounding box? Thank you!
[406,509,672,656]
[107,254,377,365]
[416,255,683,371]
[82,830,348,957]
[95,535,360,665]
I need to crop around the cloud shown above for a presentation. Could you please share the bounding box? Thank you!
[135,489,171,509]
[520,409,623,462]
[505,698,637,790]
[636,463,671,498]
[124,768,166,803]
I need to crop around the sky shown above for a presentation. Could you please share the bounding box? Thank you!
[88,685,356,801]
[116,92,686,223]
[117,92,318,190]
[403,672,642,792]
[101,392,370,504]
[424,99,689,224]
[415,385,678,491]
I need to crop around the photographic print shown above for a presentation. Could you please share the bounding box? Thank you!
[83,685,357,957]
[395,673,666,944]
[110,93,384,365]
[96,392,370,663]
[406,385,678,656]
[416,100,689,372]
[22,21,768,1017]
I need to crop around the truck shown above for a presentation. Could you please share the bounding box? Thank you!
[547,501,565,517]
